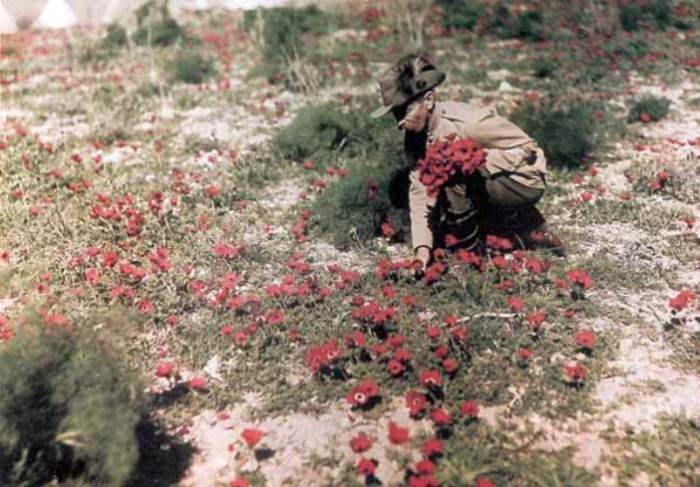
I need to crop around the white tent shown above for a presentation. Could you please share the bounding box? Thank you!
[34,0,79,29]
[0,3,18,34]
[4,1,46,29]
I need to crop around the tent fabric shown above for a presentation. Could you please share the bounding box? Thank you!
[4,1,46,28]
[0,3,19,33]
[34,0,79,29]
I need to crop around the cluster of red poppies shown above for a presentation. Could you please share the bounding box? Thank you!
[417,136,487,197]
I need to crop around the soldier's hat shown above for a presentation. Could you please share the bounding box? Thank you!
[370,54,446,118]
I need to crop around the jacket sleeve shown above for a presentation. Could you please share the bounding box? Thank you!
[462,109,533,150]
[409,168,436,250]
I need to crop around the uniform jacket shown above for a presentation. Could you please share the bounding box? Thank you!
[407,100,548,251]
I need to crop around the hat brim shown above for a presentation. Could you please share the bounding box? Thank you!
[369,70,446,119]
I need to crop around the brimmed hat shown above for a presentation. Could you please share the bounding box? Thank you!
[370,54,446,118]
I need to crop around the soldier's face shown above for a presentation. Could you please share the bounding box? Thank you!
[396,96,430,133]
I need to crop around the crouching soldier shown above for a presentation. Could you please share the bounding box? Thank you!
[372,54,565,276]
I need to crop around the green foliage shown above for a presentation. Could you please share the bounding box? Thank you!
[132,1,184,47]
[533,58,556,78]
[511,101,598,170]
[435,0,484,31]
[101,23,128,50]
[487,3,548,41]
[170,49,216,84]
[0,320,145,486]
[619,0,672,31]
[627,95,671,123]
[305,105,407,247]
[271,104,395,165]
[247,6,339,81]
[311,157,406,248]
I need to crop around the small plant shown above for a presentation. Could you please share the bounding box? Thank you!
[619,0,672,32]
[0,318,145,486]
[170,49,216,84]
[533,58,556,78]
[627,95,671,123]
[511,101,598,170]
[435,0,484,31]
[101,23,128,50]
[132,0,184,47]
[271,104,394,165]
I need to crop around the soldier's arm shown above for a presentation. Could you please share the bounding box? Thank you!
[408,168,436,252]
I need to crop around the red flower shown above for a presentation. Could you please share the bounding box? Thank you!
[138,298,154,314]
[415,459,436,475]
[442,358,459,373]
[418,136,486,197]
[575,330,597,349]
[475,477,495,487]
[155,363,174,378]
[419,369,442,388]
[381,221,397,238]
[388,421,410,444]
[346,378,381,408]
[566,269,594,290]
[213,243,244,259]
[426,325,441,340]
[241,428,264,447]
[204,184,220,198]
[84,268,100,285]
[188,376,207,390]
[229,477,250,487]
[429,408,452,426]
[507,296,525,312]
[563,362,587,383]
[640,112,651,123]
[527,310,546,330]
[669,290,695,311]
[357,458,377,476]
[421,438,443,458]
[517,348,533,362]
[459,400,480,419]
[387,359,405,377]
[349,433,374,453]
[406,390,428,418]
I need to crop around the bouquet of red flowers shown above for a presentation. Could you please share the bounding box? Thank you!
[417,135,487,197]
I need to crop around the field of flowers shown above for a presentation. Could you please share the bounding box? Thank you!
[1,1,699,486]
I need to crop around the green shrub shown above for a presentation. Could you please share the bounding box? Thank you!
[533,58,556,78]
[619,0,672,31]
[246,6,338,82]
[271,104,395,165]
[101,23,128,50]
[170,49,216,84]
[627,95,671,123]
[435,0,484,31]
[511,101,598,170]
[0,320,145,486]
[486,4,548,41]
[132,1,184,47]
[311,156,407,248]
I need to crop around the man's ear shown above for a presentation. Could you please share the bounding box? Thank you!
[423,91,436,111]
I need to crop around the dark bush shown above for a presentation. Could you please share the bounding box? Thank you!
[271,104,396,166]
[170,49,216,84]
[619,0,672,31]
[132,1,184,47]
[101,23,128,50]
[0,320,145,486]
[511,101,598,170]
[533,58,556,78]
[486,3,548,41]
[627,95,671,123]
[245,6,338,81]
[435,0,484,31]
[311,155,407,248]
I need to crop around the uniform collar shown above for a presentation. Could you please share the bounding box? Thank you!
[426,102,442,144]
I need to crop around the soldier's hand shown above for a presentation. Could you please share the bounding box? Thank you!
[412,247,431,279]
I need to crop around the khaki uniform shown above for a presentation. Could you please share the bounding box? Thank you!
[407,101,548,251]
